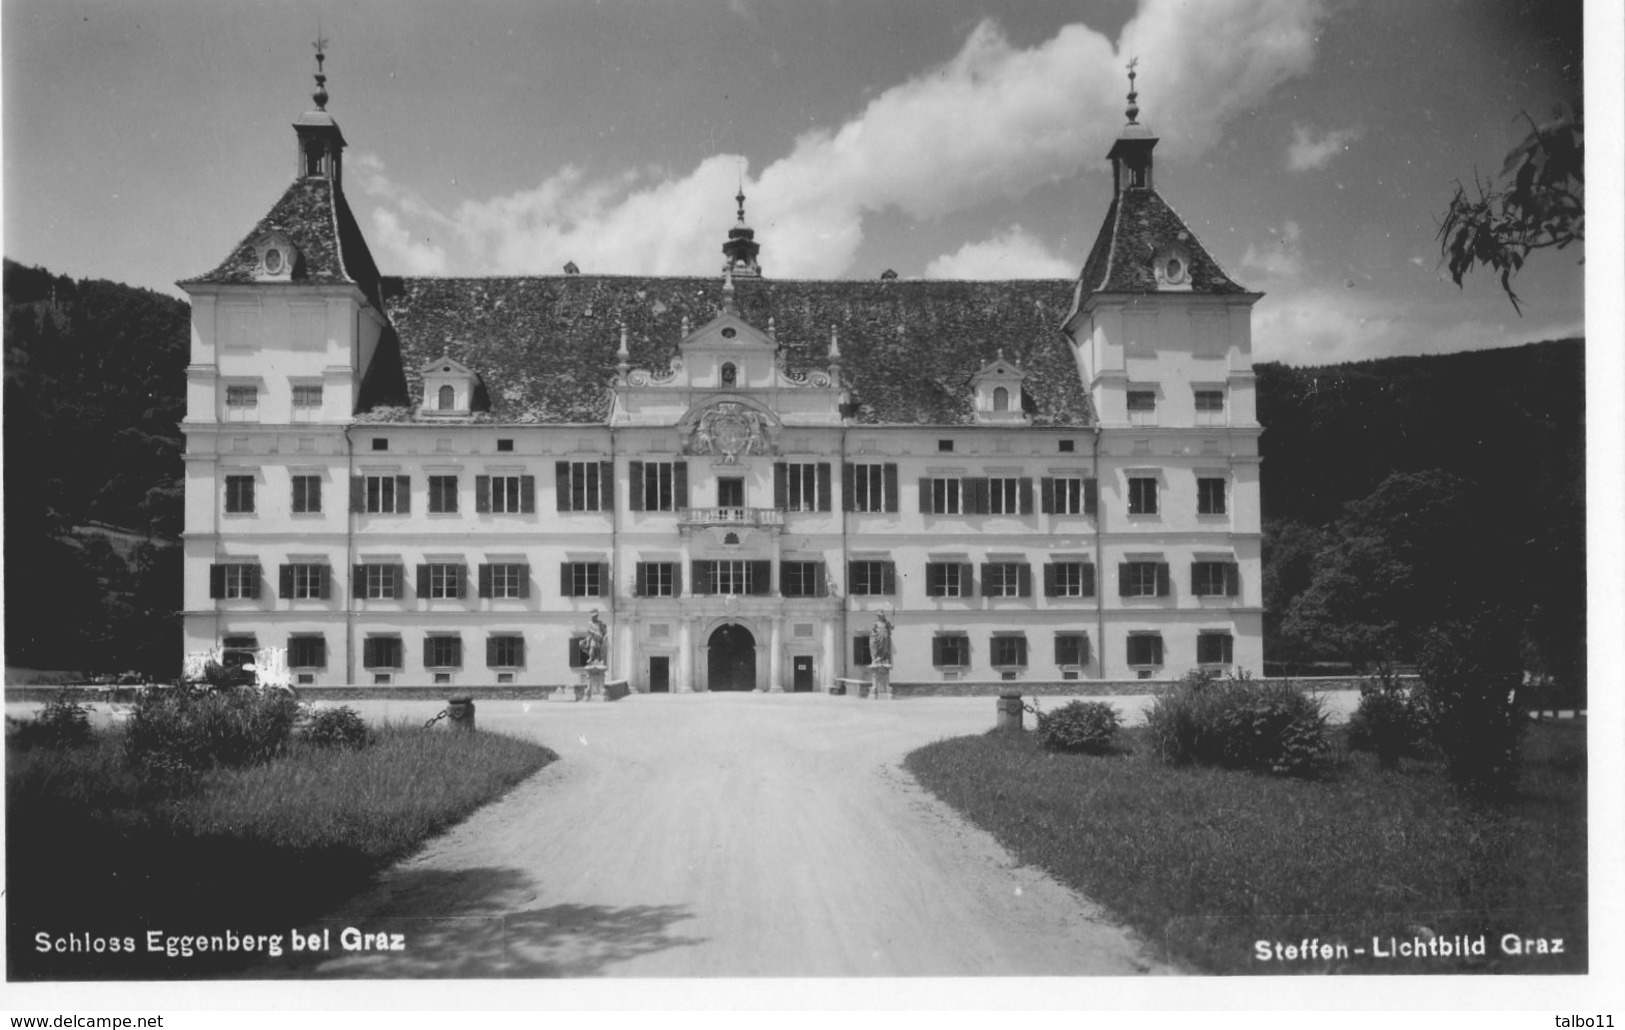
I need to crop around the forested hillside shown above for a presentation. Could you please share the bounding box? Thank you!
[4,260,189,676]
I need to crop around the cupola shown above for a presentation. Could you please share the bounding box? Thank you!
[1105,60,1156,194]
[293,34,347,187]
[721,186,762,278]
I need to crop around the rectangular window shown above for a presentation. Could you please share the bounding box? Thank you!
[845,463,898,513]
[497,439,515,452]
[635,461,679,511]
[291,384,323,421]
[1191,560,1241,597]
[1197,477,1227,515]
[356,474,410,514]
[358,563,404,600]
[208,562,261,600]
[933,634,969,667]
[1128,476,1159,515]
[937,440,954,453]
[482,474,534,514]
[362,636,403,669]
[925,477,962,515]
[288,635,326,669]
[988,478,1022,515]
[419,563,465,600]
[853,635,873,668]
[1058,440,1076,453]
[635,562,679,598]
[562,561,606,598]
[1195,389,1226,426]
[848,560,896,596]
[1120,561,1171,598]
[780,561,826,598]
[1045,561,1096,598]
[557,460,610,512]
[1054,633,1090,667]
[925,562,967,598]
[991,635,1028,667]
[224,475,255,514]
[1127,633,1165,667]
[713,560,748,596]
[279,563,329,600]
[717,477,745,508]
[1198,631,1235,665]
[479,563,529,599]
[690,559,771,596]
[425,635,462,669]
[980,562,1030,598]
[775,462,829,512]
[1128,389,1157,426]
[291,475,321,514]
[428,475,459,514]
[568,637,589,668]
[225,385,259,421]
[1043,476,1098,515]
[488,634,525,668]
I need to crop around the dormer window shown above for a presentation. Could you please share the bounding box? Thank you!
[971,353,1029,424]
[252,234,299,282]
[418,354,485,418]
[1152,244,1193,288]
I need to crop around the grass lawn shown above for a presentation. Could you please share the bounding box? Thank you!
[7,721,556,980]
[904,721,1586,974]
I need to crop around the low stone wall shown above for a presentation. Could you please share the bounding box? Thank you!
[888,675,1400,699]
[4,684,566,704]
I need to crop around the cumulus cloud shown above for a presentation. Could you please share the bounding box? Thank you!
[1242,219,1305,278]
[1287,123,1361,172]
[360,0,1326,277]
[370,208,447,275]
[924,225,1076,279]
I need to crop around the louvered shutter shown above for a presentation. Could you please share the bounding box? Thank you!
[1019,478,1034,514]
[598,563,611,597]
[672,563,683,596]
[1082,564,1096,597]
[693,561,712,596]
[816,562,829,597]
[350,477,365,513]
[520,476,535,513]
[960,563,975,597]
[774,463,788,509]
[1157,563,1171,597]
[560,563,573,597]
[598,460,614,509]
[750,559,772,596]
[479,564,493,598]
[1084,478,1098,515]
[320,565,332,599]
[555,462,571,512]
[246,564,261,599]
[1040,478,1054,514]
[674,462,688,508]
[883,464,899,512]
[417,564,430,598]
[980,563,994,597]
[1018,564,1032,597]
[881,562,896,595]
[925,563,942,597]
[967,478,989,514]
[1118,564,1131,597]
[363,638,377,668]
[456,564,468,598]
[475,475,491,513]
[634,563,648,597]
[353,565,366,597]
[517,565,531,598]
[842,463,856,511]
[1225,562,1240,597]
[486,637,499,667]
[817,464,831,511]
[628,461,645,511]
[209,564,225,599]
[392,564,406,599]
[279,565,294,599]
[919,478,933,513]
[395,476,410,512]
[1043,563,1057,597]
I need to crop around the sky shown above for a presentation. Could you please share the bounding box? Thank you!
[0,0,1597,366]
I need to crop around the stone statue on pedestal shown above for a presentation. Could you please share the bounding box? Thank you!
[869,611,894,666]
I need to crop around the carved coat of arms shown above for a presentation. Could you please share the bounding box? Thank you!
[693,403,769,464]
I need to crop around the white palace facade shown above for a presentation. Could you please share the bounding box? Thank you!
[179,60,1264,692]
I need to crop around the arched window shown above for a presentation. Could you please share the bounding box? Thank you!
[992,386,1009,412]
[721,363,737,387]
[438,385,455,411]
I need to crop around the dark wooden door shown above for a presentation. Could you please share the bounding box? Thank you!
[707,624,756,691]
[648,655,670,693]
[793,655,814,692]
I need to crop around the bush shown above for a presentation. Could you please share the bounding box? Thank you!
[1346,672,1431,768]
[1143,670,1328,776]
[124,684,300,780]
[302,705,371,750]
[1035,700,1121,754]
[1414,615,1526,800]
[11,695,96,750]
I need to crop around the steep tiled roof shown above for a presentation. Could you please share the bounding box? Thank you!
[374,275,1089,427]
[1076,188,1249,295]
[181,178,383,308]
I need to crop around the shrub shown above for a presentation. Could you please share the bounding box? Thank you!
[12,695,96,750]
[1035,700,1121,754]
[1414,615,1526,800]
[302,705,371,750]
[1346,672,1430,768]
[124,684,300,780]
[1143,670,1328,776]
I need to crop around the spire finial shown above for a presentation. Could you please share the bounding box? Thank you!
[1124,56,1139,125]
[721,265,738,313]
[312,25,330,110]
[735,165,748,226]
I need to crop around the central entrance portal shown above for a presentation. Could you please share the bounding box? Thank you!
[707,624,757,692]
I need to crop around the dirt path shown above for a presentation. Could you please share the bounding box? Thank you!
[248,693,1187,978]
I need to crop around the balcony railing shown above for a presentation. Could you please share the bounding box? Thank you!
[679,507,785,528]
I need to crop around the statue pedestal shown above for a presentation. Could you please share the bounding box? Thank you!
[584,663,608,702]
[869,664,891,700]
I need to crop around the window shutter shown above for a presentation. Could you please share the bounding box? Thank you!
[968,478,989,514]
[209,564,225,599]
[395,476,410,512]
[486,637,499,667]
[1043,563,1057,597]
[560,563,573,597]
[392,564,407,599]
[350,477,365,513]
[925,564,942,598]
[932,637,945,665]
[1226,562,1240,597]
[628,461,645,511]
[961,563,975,596]
[1157,562,1171,597]
[1083,564,1096,597]
[693,560,712,596]
[751,559,772,596]
[599,460,614,509]
[320,564,332,599]
[635,562,648,597]
[883,464,899,512]
[1118,564,1131,597]
[475,475,491,513]
[520,476,536,513]
[363,638,377,668]
[919,478,933,513]
[1040,477,1054,514]
[598,563,610,597]
[554,462,571,512]
[778,561,791,595]
[674,462,688,508]
[817,464,831,511]
[816,562,829,597]
[1019,478,1034,515]
[456,564,468,598]
[1018,563,1032,597]
[279,565,294,599]
[518,565,531,598]
[1078,634,1091,664]
[415,564,428,598]
[479,564,493,598]
[672,563,683,596]
[842,463,855,511]
[774,463,788,509]
[247,564,262,599]
[980,563,994,597]
[353,565,365,597]
[881,562,896,595]
[1084,478,1098,515]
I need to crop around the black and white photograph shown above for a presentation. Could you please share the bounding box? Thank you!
[2,0,1617,1021]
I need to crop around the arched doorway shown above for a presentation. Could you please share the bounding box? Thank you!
[707,624,756,692]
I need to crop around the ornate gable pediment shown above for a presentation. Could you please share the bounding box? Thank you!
[677,397,782,463]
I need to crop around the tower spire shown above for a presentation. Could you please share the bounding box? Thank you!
[721,175,762,278]
[294,33,347,184]
[1106,57,1156,193]
[1124,56,1139,126]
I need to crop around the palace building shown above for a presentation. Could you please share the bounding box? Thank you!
[179,56,1263,692]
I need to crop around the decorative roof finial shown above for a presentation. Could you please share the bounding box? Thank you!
[721,265,738,313]
[828,324,841,361]
[736,163,748,226]
[767,315,776,339]
[1125,56,1139,125]
[312,26,330,111]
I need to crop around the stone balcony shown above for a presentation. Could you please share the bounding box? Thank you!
[679,507,785,528]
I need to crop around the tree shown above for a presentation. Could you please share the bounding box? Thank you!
[1438,105,1583,314]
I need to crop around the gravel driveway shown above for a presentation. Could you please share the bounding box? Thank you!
[238,690,1360,979]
